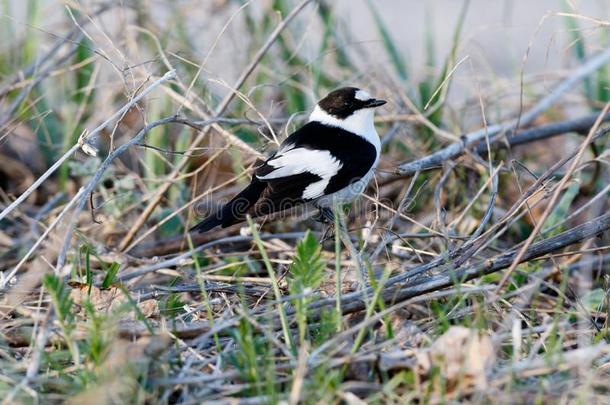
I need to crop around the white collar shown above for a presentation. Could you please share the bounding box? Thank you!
[309,105,380,150]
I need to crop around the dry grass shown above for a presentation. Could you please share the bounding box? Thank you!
[1,1,610,403]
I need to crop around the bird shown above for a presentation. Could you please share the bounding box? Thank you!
[190,87,386,233]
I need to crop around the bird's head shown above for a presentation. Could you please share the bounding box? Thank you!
[309,87,386,136]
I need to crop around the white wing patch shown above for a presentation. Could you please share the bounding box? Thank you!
[302,179,329,199]
[256,148,343,200]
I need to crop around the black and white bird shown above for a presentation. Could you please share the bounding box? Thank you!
[190,87,386,233]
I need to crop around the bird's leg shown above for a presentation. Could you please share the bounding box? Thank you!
[314,207,335,224]
[320,225,334,242]
[313,207,337,242]
[315,205,370,289]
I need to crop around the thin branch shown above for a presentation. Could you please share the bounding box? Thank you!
[397,47,610,175]
[475,111,610,153]
[312,210,610,318]
[496,102,610,291]
[118,232,308,282]
[0,70,176,223]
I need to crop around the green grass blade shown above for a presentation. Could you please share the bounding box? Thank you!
[101,262,120,289]
[561,0,593,102]
[247,216,293,351]
[424,0,469,123]
[366,0,408,81]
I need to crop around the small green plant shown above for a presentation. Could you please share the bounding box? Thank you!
[43,274,80,367]
[229,317,278,399]
[43,274,74,328]
[287,230,325,344]
[82,300,110,367]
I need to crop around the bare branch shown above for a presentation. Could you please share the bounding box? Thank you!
[397,47,610,175]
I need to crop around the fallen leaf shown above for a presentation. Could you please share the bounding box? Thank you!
[70,284,123,314]
[420,326,495,394]
[138,299,159,318]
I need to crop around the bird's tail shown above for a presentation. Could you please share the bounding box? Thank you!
[189,177,266,233]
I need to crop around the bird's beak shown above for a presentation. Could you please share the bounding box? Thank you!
[365,98,387,108]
